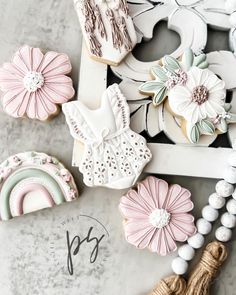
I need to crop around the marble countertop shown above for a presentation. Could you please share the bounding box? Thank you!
[0,1,235,294]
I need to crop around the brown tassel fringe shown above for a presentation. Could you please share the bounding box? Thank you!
[149,275,186,295]
[148,241,228,295]
[185,241,227,295]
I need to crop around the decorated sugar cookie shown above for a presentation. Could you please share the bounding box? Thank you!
[74,0,137,66]
[0,152,78,221]
[63,83,152,189]
[0,45,75,121]
[139,48,236,143]
[119,176,196,256]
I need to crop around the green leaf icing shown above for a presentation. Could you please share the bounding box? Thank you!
[226,113,236,123]
[190,124,200,143]
[139,81,164,94]
[217,118,228,133]
[224,103,231,112]
[193,54,207,67]
[197,60,209,69]
[199,119,215,135]
[151,65,168,82]
[153,87,167,106]
[183,48,194,70]
[162,55,180,73]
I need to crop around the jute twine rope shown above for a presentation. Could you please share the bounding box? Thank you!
[148,275,186,295]
[148,241,228,295]
[185,241,228,295]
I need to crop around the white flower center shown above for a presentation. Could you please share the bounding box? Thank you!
[191,85,209,105]
[23,71,44,92]
[149,209,171,229]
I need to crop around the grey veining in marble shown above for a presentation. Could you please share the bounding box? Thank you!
[0,1,235,295]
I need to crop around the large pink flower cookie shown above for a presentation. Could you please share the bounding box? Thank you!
[0,45,75,120]
[119,176,196,256]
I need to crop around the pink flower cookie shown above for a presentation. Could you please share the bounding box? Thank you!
[0,45,75,121]
[119,176,196,256]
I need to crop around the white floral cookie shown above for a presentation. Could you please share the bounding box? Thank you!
[139,48,236,144]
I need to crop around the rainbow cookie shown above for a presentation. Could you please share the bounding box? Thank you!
[0,152,78,221]
[0,45,75,121]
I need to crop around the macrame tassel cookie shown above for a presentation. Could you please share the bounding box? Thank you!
[106,8,123,50]
[185,241,228,295]
[148,275,186,295]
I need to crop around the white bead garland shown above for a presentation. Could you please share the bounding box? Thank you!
[178,244,195,261]
[221,212,236,228]
[215,180,234,197]
[196,218,212,235]
[202,205,219,222]
[187,233,204,249]
[226,199,236,215]
[209,193,225,209]
[215,226,232,242]
[224,166,236,184]
[171,146,236,276]
[171,257,188,275]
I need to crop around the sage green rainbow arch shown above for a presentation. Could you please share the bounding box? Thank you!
[0,152,78,221]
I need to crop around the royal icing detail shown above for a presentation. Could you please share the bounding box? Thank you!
[62,83,152,189]
[139,48,236,143]
[0,45,75,121]
[74,0,137,65]
[119,176,196,256]
[0,152,78,221]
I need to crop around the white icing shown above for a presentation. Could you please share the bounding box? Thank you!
[168,67,226,124]
[23,71,44,92]
[62,84,152,189]
[149,209,171,229]
[74,0,137,65]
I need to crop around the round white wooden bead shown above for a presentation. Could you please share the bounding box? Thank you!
[196,218,212,235]
[230,12,236,27]
[178,244,195,261]
[232,188,236,200]
[224,166,236,184]
[172,257,188,275]
[215,226,232,242]
[215,180,234,197]
[202,205,219,222]
[221,212,236,228]
[225,0,236,14]
[209,193,226,209]
[226,199,236,215]
[228,151,236,167]
[188,233,205,249]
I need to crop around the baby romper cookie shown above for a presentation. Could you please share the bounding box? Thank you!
[62,83,152,189]
[139,48,236,144]
[73,0,137,66]
[0,152,78,221]
[0,45,75,121]
[119,176,196,256]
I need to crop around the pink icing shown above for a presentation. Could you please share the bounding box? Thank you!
[119,176,196,256]
[0,45,75,121]
[11,183,54,216]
